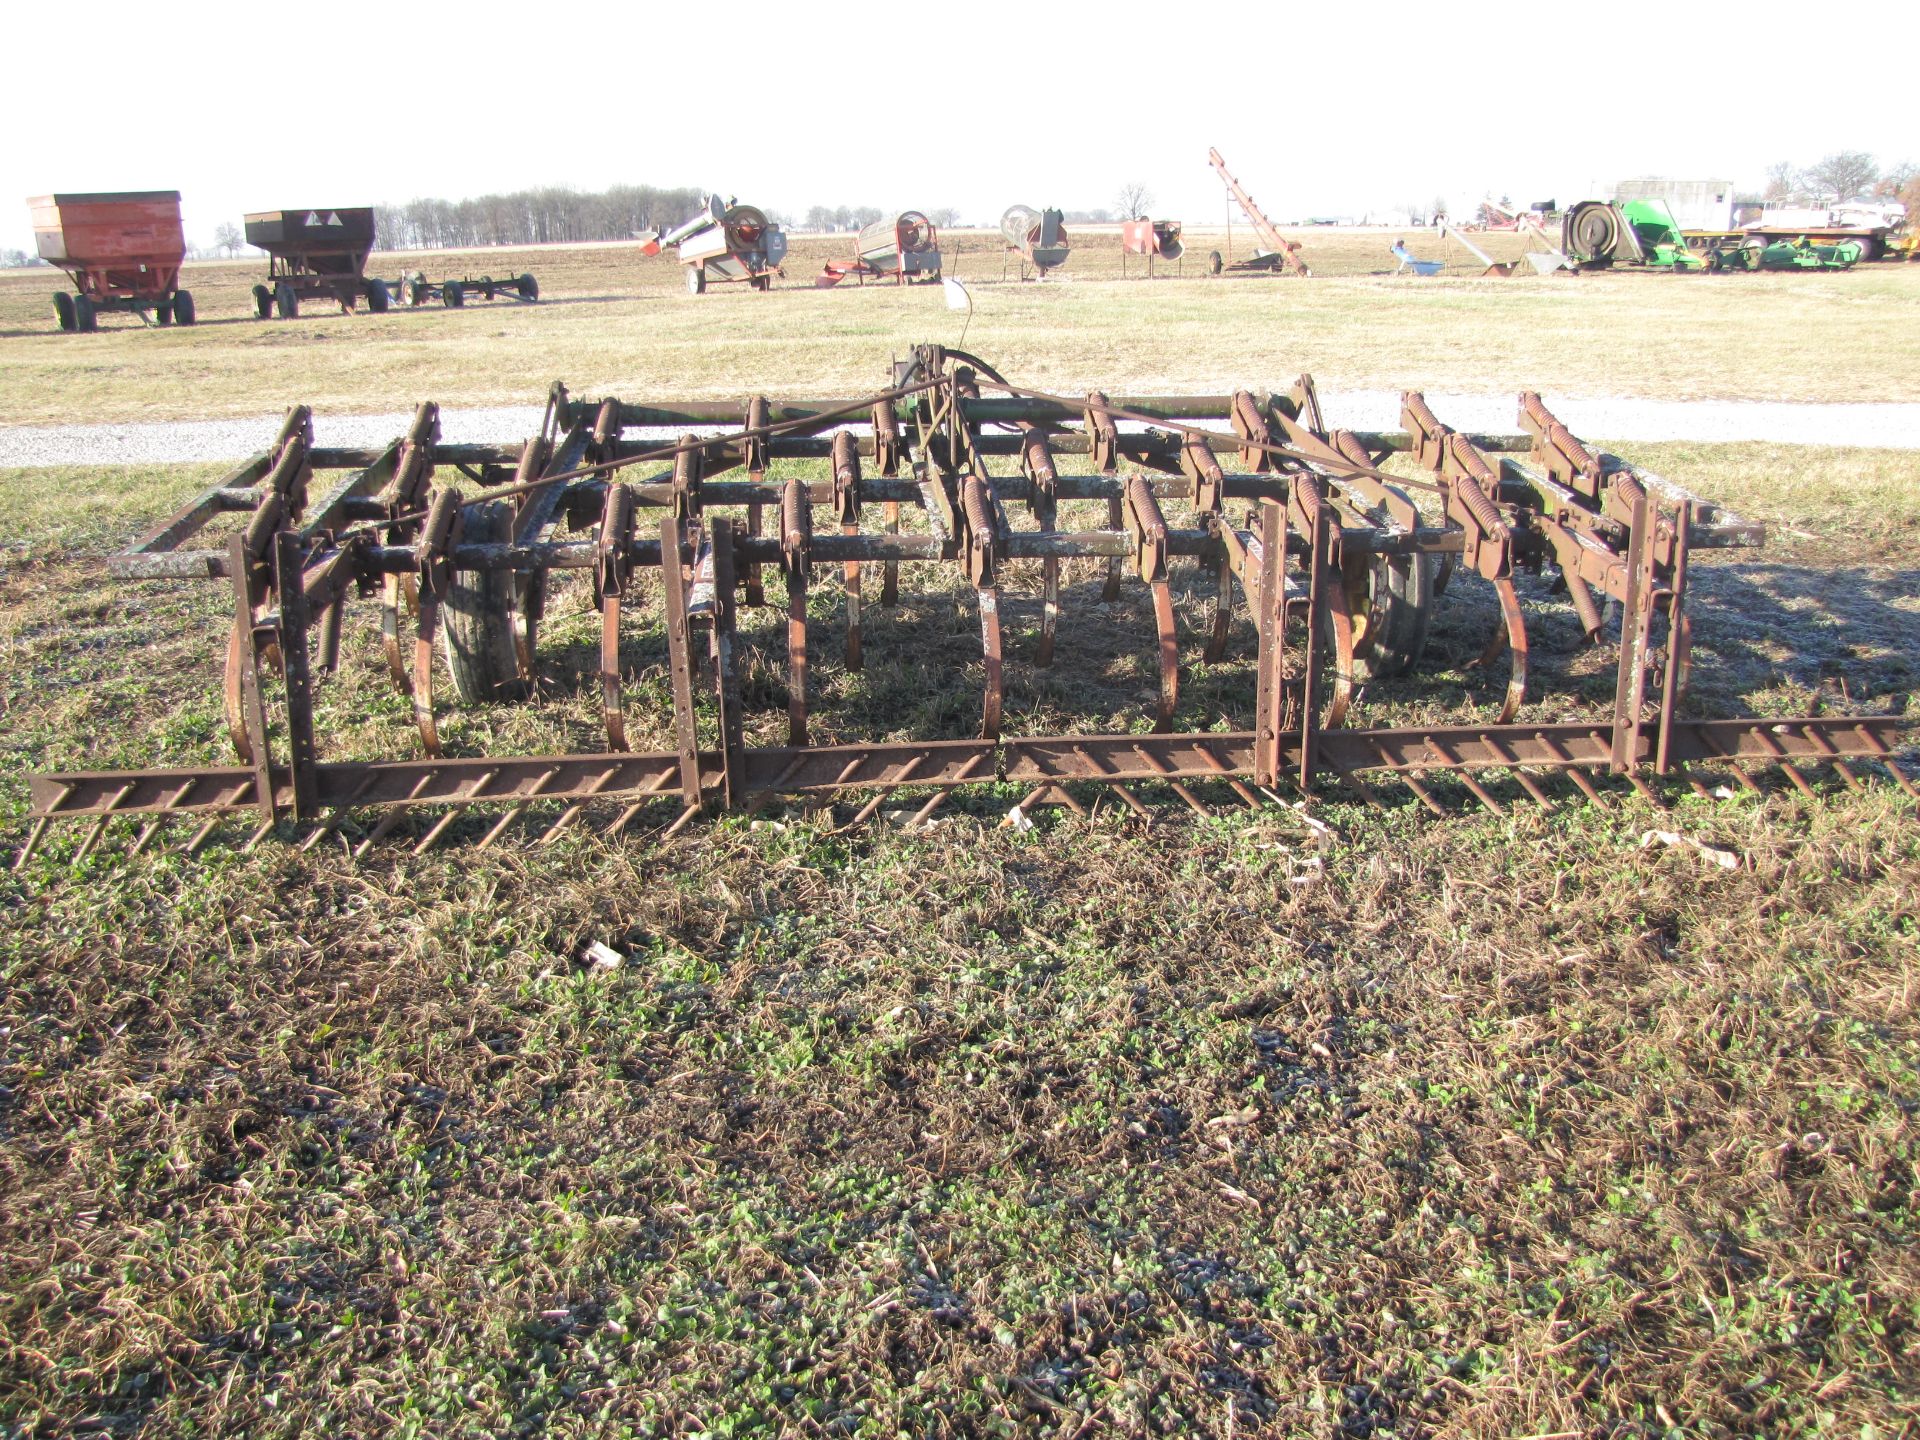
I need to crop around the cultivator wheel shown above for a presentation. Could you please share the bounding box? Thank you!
[1342,545,1438,683]
[19,347,1913,864]
[440,501,537,706]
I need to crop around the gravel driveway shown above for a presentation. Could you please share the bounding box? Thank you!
[0,393,1915,467]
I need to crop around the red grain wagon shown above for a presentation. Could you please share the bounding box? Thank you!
[29,191,194,331]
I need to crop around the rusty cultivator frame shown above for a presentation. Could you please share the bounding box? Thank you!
[22,346,1914,862]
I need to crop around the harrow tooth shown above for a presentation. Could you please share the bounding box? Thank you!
[1331,766,1388,812]
[1622,772,1663,805]
[74,815,113,864]
[607,772,679,838]
[1130,743,1212,818]
[30,344,1904,857]
[354,807,413,858]
[413,808,464,855]
[127,821,168,856]
[14,816,52,871]
[184,814,225,855]
[1190,742,1263,811]
[845,755,929,829]
[1398,772,1449,817]
[1509,768,1556,811]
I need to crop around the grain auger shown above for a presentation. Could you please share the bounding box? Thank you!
[19,346,1915,864]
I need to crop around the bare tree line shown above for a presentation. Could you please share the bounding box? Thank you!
[368,185,709,251]
[1762,151,1916,208]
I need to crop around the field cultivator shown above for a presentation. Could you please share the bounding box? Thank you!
[817,212,942,288]
[20,346,1914,864]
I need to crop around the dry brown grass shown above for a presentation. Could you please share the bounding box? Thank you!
[2,228,1917,425]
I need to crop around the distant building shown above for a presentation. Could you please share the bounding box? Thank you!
[1612,177,1735,231]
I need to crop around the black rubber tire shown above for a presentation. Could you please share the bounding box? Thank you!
[1209,250,1223,275]
[74,296,97,332]
[153,299,171,326]
[480,277,495,301]
[365,279,390,313]
[516,272,538,301]
[53,292,76,331]
[685,266,706,295]
[275,283,299,319]
[1347,548,1439,682]
[172,290,195,325]
[409,281,427,306]
[252,284,272,319]
[443,282,465,308]
[440,501,533,704]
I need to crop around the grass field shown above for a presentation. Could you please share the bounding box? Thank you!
[3,230,1918,426]
[1,242,1918,1438]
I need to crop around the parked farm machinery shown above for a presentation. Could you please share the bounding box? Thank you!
[20,345,1913,863]
[1000,206,1070,277]
[1560,199,1705,272]
[1559,200,1864,274]
[245,208,388,317]
[30,191,195,330]
[818,212,942,287]
[642,195,787,293]
[394,272,540,307]
[1205,149,1310,277]
[1120,219,1184,277]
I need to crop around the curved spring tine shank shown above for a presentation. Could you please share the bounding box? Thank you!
[1475,577,1530,724]
[411,489,463,758]
[1020,426,1061,668]
[782,475,812,746]
[596,483,637,752]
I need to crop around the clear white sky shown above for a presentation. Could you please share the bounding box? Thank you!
[5,0,1914,253]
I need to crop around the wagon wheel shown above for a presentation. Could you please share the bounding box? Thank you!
[1209,250,1223,275]
[275,283,299,319]
[252,284,272,319]
[53,292,76,331]
[443,282,465,308]
[153,299,172,327]
[685,266,706,295]
[439,500,538,705]
[365,279,390,313]
[516,273,539,301]
[172,290,195,325]
[480,276,495,301]
[74,296,97,332]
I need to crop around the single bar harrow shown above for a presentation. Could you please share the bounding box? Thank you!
[21,347,1912,863]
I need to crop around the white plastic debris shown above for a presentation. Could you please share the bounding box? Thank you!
[583,941,625,970]
[1639,829,1739,870]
